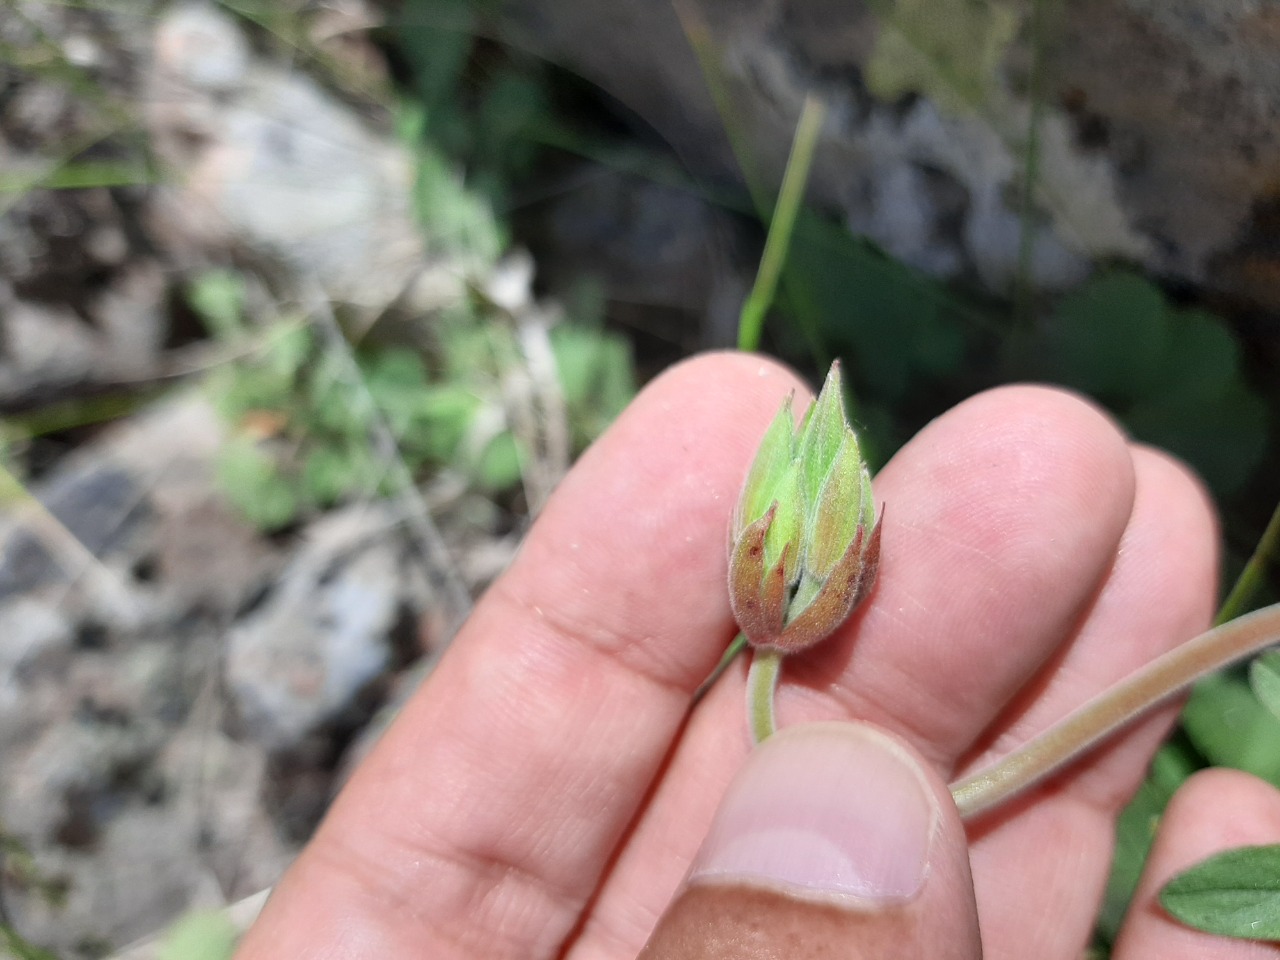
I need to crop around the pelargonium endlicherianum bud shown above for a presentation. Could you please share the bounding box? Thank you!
[728,361,881,654]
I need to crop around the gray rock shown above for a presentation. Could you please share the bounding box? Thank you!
[154,3,251,92]
[0,299,101,400]
[498,0,1280,302]
[0,597,73,720]
[225,504,408,751]
[148,4,426,308]
[0,463,149,601]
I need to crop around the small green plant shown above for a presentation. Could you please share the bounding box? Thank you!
[189,271,634,531]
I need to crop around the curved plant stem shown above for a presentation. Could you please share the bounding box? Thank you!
[747,648,783,743]
[1216,497,1280,626]
[950,601,1280,820]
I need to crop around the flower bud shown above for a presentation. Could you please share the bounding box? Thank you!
[728,361,881,654]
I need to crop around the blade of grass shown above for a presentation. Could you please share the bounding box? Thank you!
[1216,495,1280,626]
[670,1,826,362]
[737,93,825,352]
[1012,0,1048,325]
[2,389,163,439]
[0,159,155,194]
[670,0,770,218]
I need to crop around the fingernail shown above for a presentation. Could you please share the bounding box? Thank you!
[689,721,938,906]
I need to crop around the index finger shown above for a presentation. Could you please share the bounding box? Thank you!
[233,352,807,960]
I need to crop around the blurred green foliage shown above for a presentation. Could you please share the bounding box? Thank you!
[1096,734,1201,942]
[190,271,634,531]
[776,213,1272,508]
[1251,650,1280,724]
[1024,273,1267,495]
[395,0,555,206]
[155,910,238,960]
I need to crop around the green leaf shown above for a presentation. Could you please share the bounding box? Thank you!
[362,348,430,393]
[474,431,522,492]
[262,324,313,382]
[362,349,433,438]
[157,908,239,960]
[595,338,636,422]
[551,326,601,410]
[396,0,475,113]
[1183,670,1280,788]
[549,323,635,448]
[412,146,505,263]
[216,439,300,531]
[475,68,549,182]
[1154,309,1241,405]
[440,318,501,381]
[302,444,369,505]
[1251,651,1280,724]
[1048,272,1168,402]
[1161,844,1280,940]
[187,269,246,340]
[414,384,482,462]
[1126,381,1267,496]
[783,216,975,405]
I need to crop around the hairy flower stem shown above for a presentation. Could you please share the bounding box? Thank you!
[747,649,783,743]
[951,601,1280,820]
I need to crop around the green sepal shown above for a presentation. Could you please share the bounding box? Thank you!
[728,505,786,647]
[766,515,882,654]
[739,393,797,527]
[762,458,804,581]
[805,431,868,580]
[796,362,847,508]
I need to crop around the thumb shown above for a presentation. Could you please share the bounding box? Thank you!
[639,722,982,960]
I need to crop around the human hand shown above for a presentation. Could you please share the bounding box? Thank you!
[233,352,1261,959]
